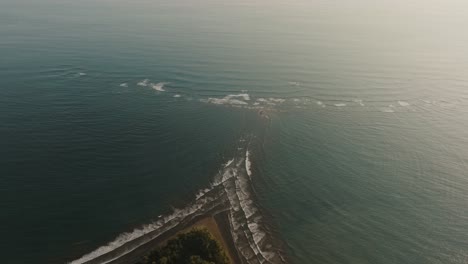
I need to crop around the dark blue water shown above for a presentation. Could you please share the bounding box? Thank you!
[1,0,468,263]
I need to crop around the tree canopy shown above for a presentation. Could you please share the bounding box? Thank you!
[137,228,230,264]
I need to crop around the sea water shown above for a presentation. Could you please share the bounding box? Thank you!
[1,0,468,263]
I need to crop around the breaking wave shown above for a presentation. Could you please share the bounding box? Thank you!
[398,101,410,107]
[201,93,250,106]
[150,82,168,92]
[136,79,168,92]
[245,150,252,177]
[137,79,150,87]
[130,79,456,114]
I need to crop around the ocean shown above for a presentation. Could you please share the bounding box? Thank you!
[1,0,468,263]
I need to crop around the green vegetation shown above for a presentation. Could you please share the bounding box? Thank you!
[137,228,230,264]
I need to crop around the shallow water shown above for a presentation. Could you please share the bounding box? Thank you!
[1,0,468,263]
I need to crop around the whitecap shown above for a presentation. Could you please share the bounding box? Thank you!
[398,101,410,107]
[150,82,167,92]
[288,81,300,86]
[353,99,365,106]
[204,98,248,105]
[254,97,286,106]
[255,98,273,105]
[268,98,285,103]
[225,158,235,168]
[173,94,181,98]
[137,79,150,87]
[334,103,347,107]
[119,83,128,87]
[245,150,252,177]
[230,93,250,101]
[202,93,250,106]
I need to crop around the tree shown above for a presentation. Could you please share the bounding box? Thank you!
[137,228,229,264]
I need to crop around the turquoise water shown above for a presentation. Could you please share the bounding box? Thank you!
[1,0,468,263]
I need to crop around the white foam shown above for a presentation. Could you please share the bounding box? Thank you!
[216,148,281,263]
[254,98,270,106]
[292,98,301,103]
[256,97,286,106]
[269,98,285,103]
[232,179,276,262]
[119,83,128,87]
[203,93,250,106]
[150,82,167,92]
[353,99,365,106]
[204,98,247,105]
[69,222,162,264]
[334,103,347,107]
[137,79,150,87]
[245,150,252,177]
[235,93,250,101]
[195,188,212,200]
[317,101,325,107]
[398,101,410,107]
[221,168,236,183]
[225,158,235,168]
[288,81,300,86]
[173,94,181,98]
